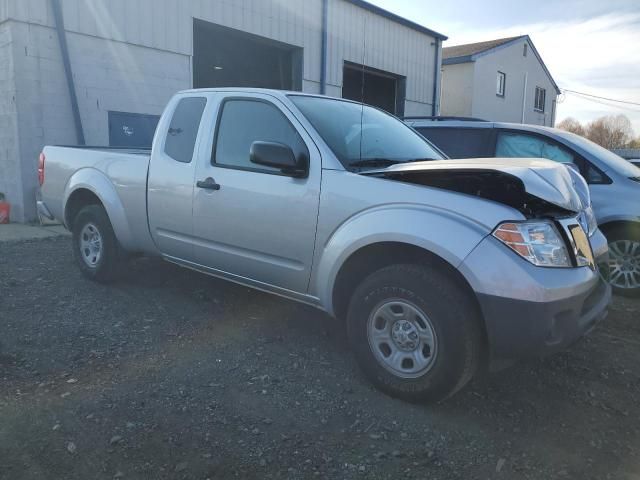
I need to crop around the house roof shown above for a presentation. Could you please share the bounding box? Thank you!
[346,0,447,40]
[442,36,524,60]
[442,35,560,94]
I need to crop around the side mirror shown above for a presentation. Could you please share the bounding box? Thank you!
[250,141,307,177]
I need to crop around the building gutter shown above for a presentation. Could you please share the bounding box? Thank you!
[521,72,528,124]
[51,0,85,145]
[431,38,441,116]
[320,0,329,95]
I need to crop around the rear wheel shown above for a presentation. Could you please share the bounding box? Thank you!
[606,225,640,297]
[346,264,483,403]
[72,205,124,283]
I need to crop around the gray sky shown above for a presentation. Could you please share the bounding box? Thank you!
[371,0,640,135]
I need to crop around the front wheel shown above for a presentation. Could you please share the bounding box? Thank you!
[607,226,640,297]
[346,264,483,403]
[72,204,124,283]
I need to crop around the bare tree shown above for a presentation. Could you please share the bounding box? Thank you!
[628,137,640,149]
[586,115,634,149]
[557,117,586,136]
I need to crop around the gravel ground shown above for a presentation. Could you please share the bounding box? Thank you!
[1,236,639,480]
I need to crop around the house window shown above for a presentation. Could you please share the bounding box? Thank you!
[523,44,528,57]
[534,87,546,112]
[496,71,506,97]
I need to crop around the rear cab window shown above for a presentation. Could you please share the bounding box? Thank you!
[164,97,207,163]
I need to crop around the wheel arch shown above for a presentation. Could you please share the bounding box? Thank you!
[63,169,135,250]
[312,205,490,314]
[599,219,640,238]
[65,188,103,228]
[330,241,488,349]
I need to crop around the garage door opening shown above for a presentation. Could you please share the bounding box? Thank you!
[193,20,303,91]
[342,62,406,116]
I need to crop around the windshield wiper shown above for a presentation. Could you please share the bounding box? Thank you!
[349,157,440,170]
[349,158,403,169]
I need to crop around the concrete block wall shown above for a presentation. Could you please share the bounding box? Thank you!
[62,30,190,146]
[9,21,74,222]
[0,21,22,220]
[7,20,190,221]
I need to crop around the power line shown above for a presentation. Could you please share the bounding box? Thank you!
[562,89,640,107]
[565,93,640,113]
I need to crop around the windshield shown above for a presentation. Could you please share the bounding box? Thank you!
[289,95,444,169]
[555,129,640,178]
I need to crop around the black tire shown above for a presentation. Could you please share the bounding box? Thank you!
[605,225,640,297]
[72,204,124,283]
[346,264,483,403]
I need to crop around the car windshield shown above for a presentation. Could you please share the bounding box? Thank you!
[289,95,444,169]
[555,129,640,178]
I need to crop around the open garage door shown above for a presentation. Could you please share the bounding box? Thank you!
[193,20,303,91]
[342,62,406,116]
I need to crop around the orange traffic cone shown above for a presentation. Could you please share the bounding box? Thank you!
[0,193,10,224]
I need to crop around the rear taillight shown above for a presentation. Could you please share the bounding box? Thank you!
[38,152,45,186]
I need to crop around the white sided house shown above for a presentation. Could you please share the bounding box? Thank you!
[440,35,560,127]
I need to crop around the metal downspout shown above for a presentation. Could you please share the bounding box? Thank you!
[51,0,85,145]
[320,0,329,95]
[431,38,440,116]
[521,72,528,124]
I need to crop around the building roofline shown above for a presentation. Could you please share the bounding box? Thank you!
[441,55,474,65]
[345,0,448,40]
[525,37,561,95]
[443,35,560,95]
[442,36,526,64]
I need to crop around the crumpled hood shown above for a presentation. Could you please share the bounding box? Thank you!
[363,158,589,213]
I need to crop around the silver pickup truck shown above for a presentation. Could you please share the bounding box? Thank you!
[38,88,611,402]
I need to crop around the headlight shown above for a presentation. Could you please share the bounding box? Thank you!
[493,221,571,267]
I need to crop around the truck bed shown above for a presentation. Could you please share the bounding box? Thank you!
[40,145,154,253]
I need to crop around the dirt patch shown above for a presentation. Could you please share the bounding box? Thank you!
[1,236,639,479]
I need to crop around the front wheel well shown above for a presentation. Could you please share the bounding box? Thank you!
[331,243,485,334]
[599,220,640,239]
[65,189,104,229]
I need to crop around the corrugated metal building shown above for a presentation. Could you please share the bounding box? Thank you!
[0,0,446,222]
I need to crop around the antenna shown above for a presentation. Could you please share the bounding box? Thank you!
[359,17,367,161]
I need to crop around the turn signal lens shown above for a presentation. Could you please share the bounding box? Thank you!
[493,221,571,268]
[583,205,598,237]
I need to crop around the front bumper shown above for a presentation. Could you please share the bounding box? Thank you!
[459,228,611,359]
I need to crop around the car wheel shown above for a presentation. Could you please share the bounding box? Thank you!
[606,226,640,297]
[72,204,124,283]
[346,263,483,402]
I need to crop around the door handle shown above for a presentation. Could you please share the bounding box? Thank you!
[196,177,221,191]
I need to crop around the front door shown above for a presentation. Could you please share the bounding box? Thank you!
[192,94,321,294]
